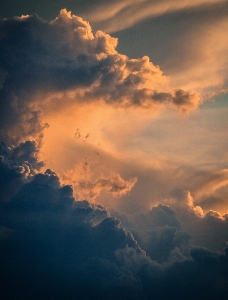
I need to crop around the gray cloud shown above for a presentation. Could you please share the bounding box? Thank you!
[0,159,144,299]
[0,140,43,203]
[112,204,190,263]
[167,188,228,252]
[116,244,228,300]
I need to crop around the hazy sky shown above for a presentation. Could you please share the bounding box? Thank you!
[1,1,228,299]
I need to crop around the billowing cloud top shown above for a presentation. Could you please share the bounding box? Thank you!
[0,9,199,143]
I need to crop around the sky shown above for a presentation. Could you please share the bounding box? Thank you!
[1,1,228,299]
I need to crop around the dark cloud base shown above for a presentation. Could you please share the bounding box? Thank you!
[1,141,228,300]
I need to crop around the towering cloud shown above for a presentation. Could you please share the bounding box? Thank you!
[0,9,199,144]
[1,8,228,300]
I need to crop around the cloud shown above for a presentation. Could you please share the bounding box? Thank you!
[167,188,228,252]
[1,7,228,299]
[84,0,225,33]
[0,9,200,144]
[0,140,43,203]
[62,158,137,201]
[152,89,200,114]
[108,172,228,254]
[0,164,145,299]
[112,1,228,100]
[112,204,191,263]
[116,244,228,300]
[1,159,228,299]
[191,169,228,199]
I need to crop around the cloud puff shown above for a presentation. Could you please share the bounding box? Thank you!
[0,9,199,143]
[112,204,191,263]
[0,140,43,203]
[167,188,228,252]
[62,158,137,201]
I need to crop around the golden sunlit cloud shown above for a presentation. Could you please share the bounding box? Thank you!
[1,7,228,218]
[62,158,137,202]
[0,8,202,146]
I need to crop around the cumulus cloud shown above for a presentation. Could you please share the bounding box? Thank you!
[0,164,144,299]
[0,140,227,299]
[166,188,228,252]
[0,9,200,144]
[0,140,43,203]
[116,244,228,300]
[112,204,191,263]
[1,158,228,299]
[1,8,228,299]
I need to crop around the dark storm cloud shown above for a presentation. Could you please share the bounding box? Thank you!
[0,140,43,203]
[116,244,228,300]
[1,164,228,299]
[0,9,199,143]
[0,166,143,299]
[112,204,191,263]
[113,204,228,299]
[167,188,228,252]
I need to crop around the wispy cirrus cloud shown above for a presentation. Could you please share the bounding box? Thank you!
[102,1,228,100]
[84,0,226,33]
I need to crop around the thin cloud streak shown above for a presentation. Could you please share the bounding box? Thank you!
[85,0,225,33]
[110,1,228,100]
